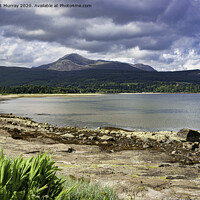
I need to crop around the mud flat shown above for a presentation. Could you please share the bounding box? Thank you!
[0,114,200,199]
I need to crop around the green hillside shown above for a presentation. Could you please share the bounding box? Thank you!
[0,66,200,93]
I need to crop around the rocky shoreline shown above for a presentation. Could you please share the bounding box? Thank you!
[1,113,200,165]
[1,113,200,199]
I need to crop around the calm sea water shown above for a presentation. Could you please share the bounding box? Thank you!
[0,94,200,131]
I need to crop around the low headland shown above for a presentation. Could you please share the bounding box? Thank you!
[0,113,200,199]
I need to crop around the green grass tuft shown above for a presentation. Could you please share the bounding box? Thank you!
[0,151,73,200]
[62,175,119,200]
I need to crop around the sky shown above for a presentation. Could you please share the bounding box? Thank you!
[0,0,200,71]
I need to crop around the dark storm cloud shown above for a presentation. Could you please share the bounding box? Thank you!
[64,0,200,51]
[158,0,200,37]
[0,8,50,29]
[1,0,200,70]
[1,0,199,50]
[66,0,169,23]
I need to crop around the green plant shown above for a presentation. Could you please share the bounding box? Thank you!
[0,151,74,200]
[61,175,119,200]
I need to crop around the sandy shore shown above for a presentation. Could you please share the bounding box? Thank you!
[0,93,104,100]
[1,92,196,101]
[0,93,163,100]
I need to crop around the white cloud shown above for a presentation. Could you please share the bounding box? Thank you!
[0,32,87,67]
[158,37,200,71]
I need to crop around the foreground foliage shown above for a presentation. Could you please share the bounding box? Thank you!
[0,152,68,200]
[0,152,119,200]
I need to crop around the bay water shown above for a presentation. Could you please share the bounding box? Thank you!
[0,94,200,131]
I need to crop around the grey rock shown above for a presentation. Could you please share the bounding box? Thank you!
[177,128,200,142]
[79,134,86,137]
[192,142,199,151]
[171,151,176,155]
[61,133,74,138]
[99,135,115,141]
[67,147,76,153]
[159,163,172,167]
[55,132,63,135]
[104,130,110,134]
[143,143,150,148]
[166,175,185,180]
[183,142,193,150]
[88,136,98,141]
[49,128,54,132]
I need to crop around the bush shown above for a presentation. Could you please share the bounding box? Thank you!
[0,151,68,200]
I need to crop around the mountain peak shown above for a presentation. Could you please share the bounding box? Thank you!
[36,53,157,72]
[58,53,96,65]
[59,53,83,60]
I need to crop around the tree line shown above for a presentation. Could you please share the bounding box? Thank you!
[0,81,200,94]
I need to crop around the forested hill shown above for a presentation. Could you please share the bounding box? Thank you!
[0,66,200,93]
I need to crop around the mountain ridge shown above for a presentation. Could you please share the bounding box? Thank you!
[36,53,157,72]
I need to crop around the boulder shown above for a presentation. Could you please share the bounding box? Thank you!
[88,136,98,141]
[67,147,76,153]
[104,130,110,134]
[49,128,54,132]
[79,133,86,137]
[99,135,115,141]
[55,132,63,135]
[10,128,23,139]
[192,142,199,151]
[177,128,200,142]
[159,163,172,167]
[61,133,74,138]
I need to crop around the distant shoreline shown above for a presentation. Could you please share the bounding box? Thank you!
[0,92,199,101]
[0,93,104,100]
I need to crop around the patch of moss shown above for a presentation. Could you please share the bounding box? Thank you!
[149,165,158,169]
[130,173,141,178]
[149,176,167,180]
[58,163,81,168]
[89,165,101,169]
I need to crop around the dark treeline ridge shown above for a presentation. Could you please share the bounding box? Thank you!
[1,81,200,94]
[0,67,200,86]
